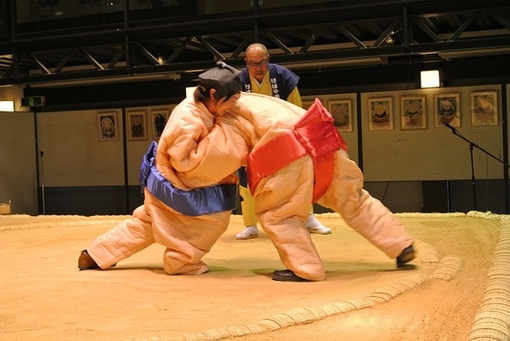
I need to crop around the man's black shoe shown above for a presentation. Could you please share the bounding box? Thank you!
[396,245,415,268]
[272,269,309,282]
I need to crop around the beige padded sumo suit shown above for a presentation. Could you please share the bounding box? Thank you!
[220,92,414,281]
[84,96,248,275]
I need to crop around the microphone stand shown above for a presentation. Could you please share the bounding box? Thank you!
[443,122,510,211]
[40,151,46,215]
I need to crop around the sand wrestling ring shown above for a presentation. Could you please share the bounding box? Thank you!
[1,212,509,341]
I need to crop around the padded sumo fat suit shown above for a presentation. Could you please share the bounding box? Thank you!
[222,93,414,281]
[85,96,248,275]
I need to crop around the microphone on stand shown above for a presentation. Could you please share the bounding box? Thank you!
[443,122,456,133]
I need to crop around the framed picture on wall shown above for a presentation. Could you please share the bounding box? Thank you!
[434,93,461,128]
[471,91,498,126]
[368,97,393,131]
[400,95,426,130]
[328,99,353,132]
[128,111,147,141]
[97,112,118,141]
[151,110,169,140]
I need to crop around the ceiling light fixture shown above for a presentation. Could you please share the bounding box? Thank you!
[420,70,440,88]
[0,100,14,112]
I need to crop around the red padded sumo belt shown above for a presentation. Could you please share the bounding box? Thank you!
[246,98,348,203]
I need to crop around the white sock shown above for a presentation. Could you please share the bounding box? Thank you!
[244,224,258,233]
[236,224,259,239]
[305,214,321,228]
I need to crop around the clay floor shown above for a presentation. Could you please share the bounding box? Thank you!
[1,212,509,341]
